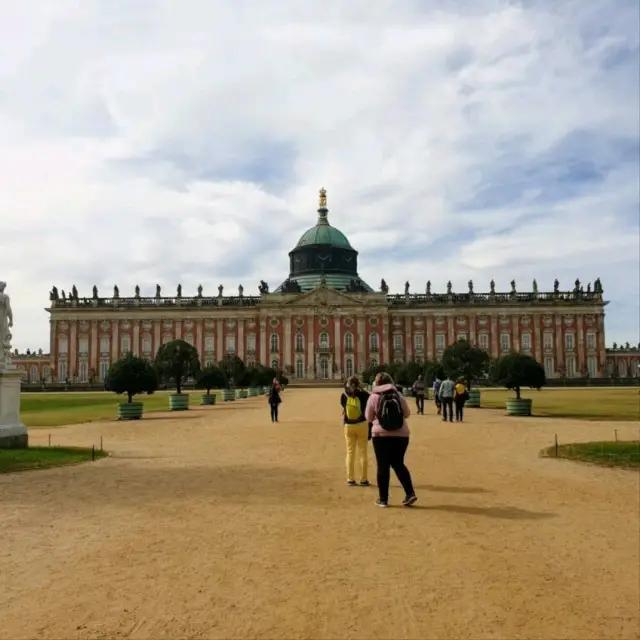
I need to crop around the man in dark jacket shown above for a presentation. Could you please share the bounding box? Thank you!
[412,374,426,414]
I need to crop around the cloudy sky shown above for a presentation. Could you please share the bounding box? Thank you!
[2,0,638,352]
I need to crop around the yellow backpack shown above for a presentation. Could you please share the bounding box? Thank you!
[345,395,362,421]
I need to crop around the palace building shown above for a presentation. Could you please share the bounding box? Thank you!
[12,189,639,383]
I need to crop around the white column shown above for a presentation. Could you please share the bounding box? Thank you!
[381,318,389,364]
[111,320,119,363]
[555,315,564,369]
[356,316,365,372]
[259,320,267,365]
[405,316,412,361]
[153,320,161,355]
[284,316,292,369]
[133,321,140,356]
[512,315,520,352]
[534,314,542,362]
[217,319,224,359]
[238,318,245,361]
[490,315,499,358]
[307,314,314,379]
[333,316,341,376]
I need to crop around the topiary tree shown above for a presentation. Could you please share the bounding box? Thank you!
[105,353,158,403]
[218,354,246,388]
[196,365,227,395]
[492,353,546,399]
[441,339,490,390]
[155,339,200,395]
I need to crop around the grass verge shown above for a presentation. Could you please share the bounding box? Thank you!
[540,440,640,469]
[0,446,108,474]
[478,387,639,421]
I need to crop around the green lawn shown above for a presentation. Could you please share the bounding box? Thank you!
[0,446,108,474]
[477,387,639,421]
[20,391,204,427]
[541,441,640,469]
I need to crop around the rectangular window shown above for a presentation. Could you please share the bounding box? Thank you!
[478,333,489,351]
[58,362,68,382]
[521,333,531,352]
[100,336,110,353]
[543,332,554,350]
[565,333,575,350]
[566,356,576,377]
[58,337,68,354]
[369,333,379,351]
[393,334,403,350]
[414,334,424,350]
[226,335,236,353]
[79,363,88,383]
[121,335,131,354]
[99,361,109,381]
[500,332,511,352]
[142,336,152,354]
[30,365,38,382]
[43,366,51,381]
[586,333,596,351]
[544,357,554,378]
[587,356,597,378]
[457,332,468,342]
[204,336,215,352]
[78,337,89,355]
[247,333,256,351]
[435,333,445,351]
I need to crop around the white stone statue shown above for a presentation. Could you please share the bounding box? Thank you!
[0,281,13,365]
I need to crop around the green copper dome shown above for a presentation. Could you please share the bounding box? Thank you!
[294,208,353,249]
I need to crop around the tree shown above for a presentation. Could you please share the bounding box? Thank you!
[196,365,227,394]
[105,353,158,403]
[441,339,490,390]
[491,353,546,399]
[218,354,246,388]
[155,339,200,395]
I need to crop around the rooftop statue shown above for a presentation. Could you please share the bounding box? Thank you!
[72,285,78,299]
[218,284,224,296]
[177,284,182,297]
[258,280,269,295]
[380,279,389,294]
[135,285,140,298]
[93,285,98,298]
[468,280,473,294]
[446,281,452,295]
[532,279,538,294]
[404,281,410,295]
[197,284,203,297]
[319,186,327,208]
[490,279,495,294]
[510,280,516,294]
[554,279,559,293]
[113,285,119,298]
[426,280,431,295]
[50,286,59,301]
[238,284,244,297]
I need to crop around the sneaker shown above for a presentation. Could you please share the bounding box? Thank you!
[375,499,388,508]
[347,480,357,486]
[402,495,418,507]
[359,480,370,486]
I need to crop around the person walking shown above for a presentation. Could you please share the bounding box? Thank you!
[454,379,469,422]
[268,382,282,422]
[412,374,426,415]
[365,372,417,508]
[340,376,371,486]
[438,375,455,423]
[433,377,442,415]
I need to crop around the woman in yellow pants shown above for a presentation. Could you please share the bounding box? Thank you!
[340,376,371,486]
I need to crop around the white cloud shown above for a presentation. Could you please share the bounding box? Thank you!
[1,0,638,350]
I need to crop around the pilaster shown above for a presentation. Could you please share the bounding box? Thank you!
[69,321,77,378]
[153,320,161,355]
[555,315,564,368]
[426,315,434,360]
[381,317,389,364]
[284,316,292,369]
[490,315,499,358]
[306,314,314,379]
[133,321,140,357]
[111,320,119,363]
[238,318,245,361]
[356,316,365,373]
[333,316,341,376]
[512,315,520,352]
[90,320,98,371]
[260,319,267,366]
[174,319,182,340]
[405,316,412,361]
[217,319,224,360]
[534,314,542,362]
[577,314,585,372]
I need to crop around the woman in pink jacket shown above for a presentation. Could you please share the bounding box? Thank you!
[364,372,417,508]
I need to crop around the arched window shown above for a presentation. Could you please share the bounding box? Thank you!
[296,359,304,378]
[345,358,354,377]
[319,332,329,349]
[295,332,304,352]
[270,333,279,352]
[369,333,379,350]
[344,332,354,351]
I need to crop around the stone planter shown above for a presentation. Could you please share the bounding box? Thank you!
[169,394,190,411]
[248,387,259,397]
[200,393,217,406]
[403,387,412,396]
[222,389,236,402]
[466,389,481,408]
[506,397,532,416]
[239,389,249,399]
[117,402,143,420]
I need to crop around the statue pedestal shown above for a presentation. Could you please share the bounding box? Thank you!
[0,366,28,448]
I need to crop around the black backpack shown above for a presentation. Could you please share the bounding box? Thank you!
[377,389,404,431]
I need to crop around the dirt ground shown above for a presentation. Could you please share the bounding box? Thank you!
[1,390,639,640]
